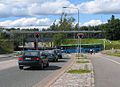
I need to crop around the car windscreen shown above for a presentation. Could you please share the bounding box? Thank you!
[24,51,39,56]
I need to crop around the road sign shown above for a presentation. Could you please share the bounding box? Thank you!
[77,33,84,38]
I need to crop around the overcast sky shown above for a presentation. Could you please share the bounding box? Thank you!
[0,0,120,29]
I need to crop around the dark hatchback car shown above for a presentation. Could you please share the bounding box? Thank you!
[18,50,49,70]
[54,49,63,59]
[44,50,58,62]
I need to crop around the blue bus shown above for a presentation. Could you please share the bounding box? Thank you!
[61,43,103,53]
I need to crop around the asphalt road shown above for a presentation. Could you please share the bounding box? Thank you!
[90,53,120,87]
[0,55,70,87]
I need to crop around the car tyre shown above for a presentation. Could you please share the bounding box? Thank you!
[56,58,58,62]
[60,55,62,59]
[40,63,44,70]
[46,61,49,67]
[19,66,23,70]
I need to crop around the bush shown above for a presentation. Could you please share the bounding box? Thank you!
[0,39,13,54]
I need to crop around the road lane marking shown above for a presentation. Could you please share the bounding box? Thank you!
[106,58,120,65]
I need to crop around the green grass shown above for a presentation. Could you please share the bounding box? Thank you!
[67,69,91,74]
[76,61,89,63]
[106,52,120,57]
[103,50,120,57]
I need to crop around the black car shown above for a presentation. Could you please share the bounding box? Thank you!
[44,50,58,62]
[18,50,49,70]
[54,49,63,59]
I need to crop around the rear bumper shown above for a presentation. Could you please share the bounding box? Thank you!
[18,61,41,66]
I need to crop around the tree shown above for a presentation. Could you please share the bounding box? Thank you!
[104,15,120,40]
[53,34,65,46]
[48,14,75,46]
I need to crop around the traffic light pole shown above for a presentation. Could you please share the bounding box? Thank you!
[35,38,38,50]
[22,34,24,51]
[34,33,39,50]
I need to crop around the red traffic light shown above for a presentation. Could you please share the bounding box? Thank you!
[35,33,39,38]
[77,33,84,38]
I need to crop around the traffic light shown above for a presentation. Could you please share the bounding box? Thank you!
[35,33,39,38]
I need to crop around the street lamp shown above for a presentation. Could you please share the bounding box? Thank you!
[63,6,80,30]
[63,7,80,39]
[77,33,84,58]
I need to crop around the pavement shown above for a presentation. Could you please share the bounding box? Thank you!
[50,53,94,87]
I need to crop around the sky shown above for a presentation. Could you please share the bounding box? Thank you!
[0,0,120,29]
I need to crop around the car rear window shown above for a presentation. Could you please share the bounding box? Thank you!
[24,51,39,56]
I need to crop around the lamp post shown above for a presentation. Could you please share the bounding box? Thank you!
[63,7,80,30]
[77,33,84,58]
[63,7,80,39]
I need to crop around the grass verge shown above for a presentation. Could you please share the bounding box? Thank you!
[76,61,89,63]
[106,53,120,57]
[67,69,91,74]
[103,50,120,57]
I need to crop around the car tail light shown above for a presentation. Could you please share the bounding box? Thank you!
[18,58,23,61]
[33,58,40,60]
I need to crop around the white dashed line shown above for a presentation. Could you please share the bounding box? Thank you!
[106,58,120,65]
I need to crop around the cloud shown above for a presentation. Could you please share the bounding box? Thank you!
[0,3,12,17]
[0,0,119,18]
[82,20,104,26]
[0,0,75,17]
[0,17,53,28]
[29,0,74,15]
[0,17,105,29]
[78,0,120,14]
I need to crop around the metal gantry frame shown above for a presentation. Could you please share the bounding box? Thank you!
[10,30,104,51]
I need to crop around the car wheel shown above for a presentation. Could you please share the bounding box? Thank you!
[19,66,23,70]
[46,61,49,67]
[60,55,62,59]
[40,63,44,70]
[56,58,58,62]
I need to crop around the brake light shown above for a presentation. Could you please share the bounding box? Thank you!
[18,58,23,61]
[34,58,40,60]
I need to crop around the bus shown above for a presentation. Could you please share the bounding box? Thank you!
[61,43,103,53]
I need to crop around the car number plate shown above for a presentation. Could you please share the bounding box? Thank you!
[25,58,31,60]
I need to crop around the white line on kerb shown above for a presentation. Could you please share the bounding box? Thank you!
[106,58,120,65]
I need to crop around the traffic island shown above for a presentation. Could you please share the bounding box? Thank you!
[50,54,95,87]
